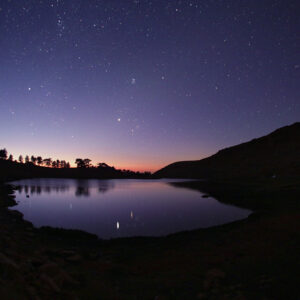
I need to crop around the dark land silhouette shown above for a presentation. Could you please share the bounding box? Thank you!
[0,123,299,299]
[155,122,300,181]
[0,156,151,182]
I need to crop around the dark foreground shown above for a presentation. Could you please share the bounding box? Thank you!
[0,180,299,299]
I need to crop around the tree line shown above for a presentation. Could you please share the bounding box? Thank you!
[0,148,151,176]
[74,159,112,169]
[0,148,70,168]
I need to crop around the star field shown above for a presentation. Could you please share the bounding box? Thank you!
[0,0,299,171]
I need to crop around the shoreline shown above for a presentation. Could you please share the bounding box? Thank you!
[0,180,299,299]
[6,177,254,241]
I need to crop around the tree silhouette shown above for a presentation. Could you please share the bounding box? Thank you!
[75,158,91,168]
[31,155,37,165]
[25,155,30,164]
[60,160,70,168]
[98,162,109,168]
[75,158,85,168]
[19,155,24,163]
[83,159,91,168]
[43,158,52,167]
[56,159,60,168]
[37,156,43,166]
[8,154,13,161]
[0,148,8,160]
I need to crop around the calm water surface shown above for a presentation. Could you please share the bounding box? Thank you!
[11,179,251,239]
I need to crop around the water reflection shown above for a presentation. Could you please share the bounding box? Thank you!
[17,184,70,195]
[98,180,114,193]
[75,186,90,197]
[11,178,251,239]
[15,179,115,197]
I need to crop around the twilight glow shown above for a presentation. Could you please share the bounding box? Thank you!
[0,1,299,172]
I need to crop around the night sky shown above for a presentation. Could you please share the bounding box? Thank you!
[0,0,299,172]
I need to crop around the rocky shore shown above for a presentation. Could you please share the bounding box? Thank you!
[0,182,299,299]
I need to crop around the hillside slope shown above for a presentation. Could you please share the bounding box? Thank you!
[155,122,300,180]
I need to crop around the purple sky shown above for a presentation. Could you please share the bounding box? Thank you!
[0,0,299,172]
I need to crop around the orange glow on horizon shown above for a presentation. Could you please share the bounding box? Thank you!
[67,162,160,173]
[8,147,210,175]
[8,149,163,173]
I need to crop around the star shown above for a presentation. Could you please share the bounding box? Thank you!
[0,0,297,178]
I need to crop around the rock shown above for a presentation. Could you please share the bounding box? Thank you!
[31,258,44,268]
[203,269,225,290]
[202,194,210,198]
[40,273,61,293]
[55,270,79,286]
[234,295,247,300]
[59,250,76,257]
[26,232,35,238]
[39,262,60,275]
[203,279,211,290]
[24,220,33,227]
[0,252,19,270]
[44,248,60,256]
[26,286,40,300]
[197,292,206,299]
[206,268,225,279]
[8,210,23,219]
[88,251,100,260]
[154,296,169,300]
[65,254,82,263]
[62,250,77,256]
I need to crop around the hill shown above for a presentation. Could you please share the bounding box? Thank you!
[155,122,300,181]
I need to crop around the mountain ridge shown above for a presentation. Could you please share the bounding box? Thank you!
[155,122,300,180]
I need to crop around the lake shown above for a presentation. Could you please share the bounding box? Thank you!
[11,178,251,239]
